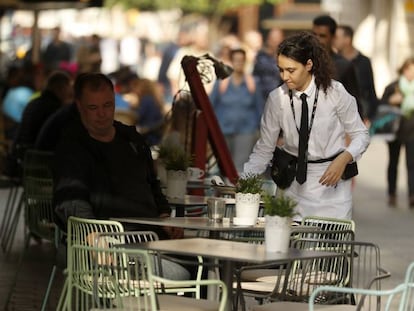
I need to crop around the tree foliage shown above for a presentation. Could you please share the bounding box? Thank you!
[105,0,285,14]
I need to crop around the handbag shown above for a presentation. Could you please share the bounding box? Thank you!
[270,147,297,189]
[342,162,358,180]
[369,105,401,141]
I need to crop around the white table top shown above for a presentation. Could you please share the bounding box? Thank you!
[166,195,235,206]
[127,237,340,264]
[111,216,264,232]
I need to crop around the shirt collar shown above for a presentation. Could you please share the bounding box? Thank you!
[292,75,316,99]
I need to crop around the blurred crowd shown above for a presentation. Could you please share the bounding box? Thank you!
[0,13,414,207]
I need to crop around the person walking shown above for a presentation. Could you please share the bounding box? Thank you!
[380,57,414,207]
[312,15,363,118]
[253,27,285,101]
[210,48,264,173]
[243,32,370,220]
[335,24,378,122]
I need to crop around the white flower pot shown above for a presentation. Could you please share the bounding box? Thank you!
[234,192,261,226]
[265,215,291,253]
[166,170,188,198]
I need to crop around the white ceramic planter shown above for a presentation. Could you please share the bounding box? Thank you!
[234,192,261,226]
[166,170,188,198]
[265,215,291,253]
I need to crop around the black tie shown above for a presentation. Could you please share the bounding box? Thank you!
[296,93,308,184]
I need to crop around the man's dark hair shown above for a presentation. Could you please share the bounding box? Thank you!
[313,15,337,35]
[74,73,114,100]
[338,25,354,40]
[45,70,71,93]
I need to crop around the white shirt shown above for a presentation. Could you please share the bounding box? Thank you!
[244,76,370,175]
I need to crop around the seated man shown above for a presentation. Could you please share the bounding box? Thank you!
[53,73,189,280]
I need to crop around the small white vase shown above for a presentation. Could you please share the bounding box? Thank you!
[166,170,188,198]
[234,192,261,226]
[265,215,291,253]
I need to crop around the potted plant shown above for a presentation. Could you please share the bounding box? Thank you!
[262,191,297,253]
[161,145,192,198]
[234,173,264,226]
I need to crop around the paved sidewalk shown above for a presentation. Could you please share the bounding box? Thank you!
[0,139,413,310]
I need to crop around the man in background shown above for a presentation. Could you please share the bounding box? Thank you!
[313,15,363,118]
[4,70,72,177]
[335,24,378,122]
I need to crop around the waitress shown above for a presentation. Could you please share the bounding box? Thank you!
[243,32,370,220]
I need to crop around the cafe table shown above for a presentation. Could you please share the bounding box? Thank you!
[110,216,263,239]
[124,237,342,311]
[167,195,235,217]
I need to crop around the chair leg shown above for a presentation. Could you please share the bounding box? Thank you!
[56,275,69,311]
[4,231,31,310]
[0,184,17,236]
[0,185,19,248]
[2,192,24,257]
[40,264,57,311]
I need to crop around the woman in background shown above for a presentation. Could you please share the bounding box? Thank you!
[381,57,414,207]
[210,48,264,173]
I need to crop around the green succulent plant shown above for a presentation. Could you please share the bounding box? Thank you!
[159,144,192,171]
[263,192,298,218]
[235,173,264,194]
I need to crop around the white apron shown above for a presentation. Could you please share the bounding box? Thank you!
[281,162,353,221]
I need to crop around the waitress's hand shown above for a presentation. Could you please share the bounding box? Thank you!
[319,151,353,187]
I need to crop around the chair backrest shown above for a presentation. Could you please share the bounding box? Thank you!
[95,231,206,299]
[21,149,56,242]
[65,217,125,310]
[309,259,413,311]
[301,215,355,232]
[70,244,158,310]
[398,261,414,311]
[23,149,54,179]
[67,216,124,249]
[295,239,390,309]
[24,176,55,242]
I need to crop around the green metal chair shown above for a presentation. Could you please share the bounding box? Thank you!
[234,227,356,311]
[251,239,391,310]
[5,149,56,311]
[95,231,206,299]
[1,149,54,256]
[56,216,125,311]
[308,260,414,311]
[68,244,228,311]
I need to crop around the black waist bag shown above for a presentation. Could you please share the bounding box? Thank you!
[270,147,297,189]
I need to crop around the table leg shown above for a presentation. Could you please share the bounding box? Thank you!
[221,260,234,311]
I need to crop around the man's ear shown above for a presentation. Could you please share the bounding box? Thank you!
[306,59,313,72]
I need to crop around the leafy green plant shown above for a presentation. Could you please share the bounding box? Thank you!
[235,173,264,194]
[263,192,297,218]
[160,145,192,171]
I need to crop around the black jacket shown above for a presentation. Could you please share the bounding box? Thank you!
[53,119,170,230]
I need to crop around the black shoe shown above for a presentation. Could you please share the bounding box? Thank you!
[388,195,396,207]
[409,196,414,208]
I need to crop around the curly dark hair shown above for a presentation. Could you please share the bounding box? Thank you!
[277,31,333,93]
